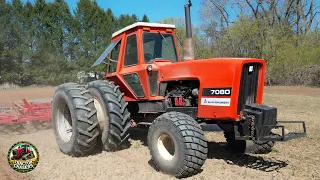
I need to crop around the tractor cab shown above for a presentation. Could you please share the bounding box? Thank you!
[92,22,180,101]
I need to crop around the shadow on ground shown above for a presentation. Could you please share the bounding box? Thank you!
[207,142,288,172]
[129,127,288,172]
[129,127,149,145]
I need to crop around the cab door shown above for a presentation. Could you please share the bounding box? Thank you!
[118,32,150,100]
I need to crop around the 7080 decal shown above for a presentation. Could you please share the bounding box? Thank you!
[202,87,232,96]
[210,89,231,95]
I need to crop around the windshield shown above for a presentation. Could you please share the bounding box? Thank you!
[143,32,178,63]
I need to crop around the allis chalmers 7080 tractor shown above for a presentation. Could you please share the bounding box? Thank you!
[52,1,306,178]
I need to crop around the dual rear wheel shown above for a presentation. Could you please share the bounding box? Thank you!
[52,81,131,156]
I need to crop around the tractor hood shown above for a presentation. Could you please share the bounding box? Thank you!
[155,58,265,83]
[152,58,266,120]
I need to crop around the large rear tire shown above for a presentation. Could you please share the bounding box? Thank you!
[52,83,99,156]
[86,80,131,151]
[224,131,275,154]
[147,112,208,178]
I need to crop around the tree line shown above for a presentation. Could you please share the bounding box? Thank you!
[0,0,319,86]
[0,0,149,86]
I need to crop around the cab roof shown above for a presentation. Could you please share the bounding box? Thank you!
[112,22,176,38]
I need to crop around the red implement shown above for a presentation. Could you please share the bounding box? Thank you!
[0,99,51,124]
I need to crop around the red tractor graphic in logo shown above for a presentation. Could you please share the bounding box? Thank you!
[11,144,35,160]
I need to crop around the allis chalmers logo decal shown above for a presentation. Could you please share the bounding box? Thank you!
[201,98,231,106]
[7,141,39,173]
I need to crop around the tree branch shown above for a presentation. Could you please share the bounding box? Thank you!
[210,0,229,27]
[284,0,295,23]
[245,0,258,18]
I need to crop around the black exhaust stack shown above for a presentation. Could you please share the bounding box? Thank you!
[185,1,192,38]
[183,0,195,60]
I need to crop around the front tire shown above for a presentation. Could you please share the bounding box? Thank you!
[52,83,99,156]
[147,112,208,178]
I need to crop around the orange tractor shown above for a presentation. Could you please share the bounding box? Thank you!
[52,1,306,178]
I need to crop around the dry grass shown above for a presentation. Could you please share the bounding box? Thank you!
[0,86,319,180]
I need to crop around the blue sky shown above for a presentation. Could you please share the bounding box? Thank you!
[69,0,202,25]
[14,0,320,27]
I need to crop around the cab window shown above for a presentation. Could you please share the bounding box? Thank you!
[124,34,138,66]
[108,40,122,74]
[143,32,178,63]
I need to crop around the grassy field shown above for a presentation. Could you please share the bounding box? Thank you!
[0,86,319,180]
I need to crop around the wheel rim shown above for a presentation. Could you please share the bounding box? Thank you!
[157,134,175,161]
[93,98,105,132]
[57,100,72,142]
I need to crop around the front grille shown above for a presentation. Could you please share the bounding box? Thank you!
[237,63,261,114]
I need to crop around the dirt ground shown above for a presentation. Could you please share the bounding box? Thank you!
[0,86,319,180]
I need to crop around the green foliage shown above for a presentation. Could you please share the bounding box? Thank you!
[266,30,320,86]
[0,0,150,86]
[142,14,149,22]
[117,14,139,29]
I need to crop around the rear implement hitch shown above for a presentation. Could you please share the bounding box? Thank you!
[234,121,306,142]
[234,103,306,142]
[256,121,306,141]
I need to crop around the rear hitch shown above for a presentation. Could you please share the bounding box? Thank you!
[234,104,307,142]
[234,120,306,141]
[256,121,306,141]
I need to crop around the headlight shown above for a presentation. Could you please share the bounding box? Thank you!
[249,65,253,72]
